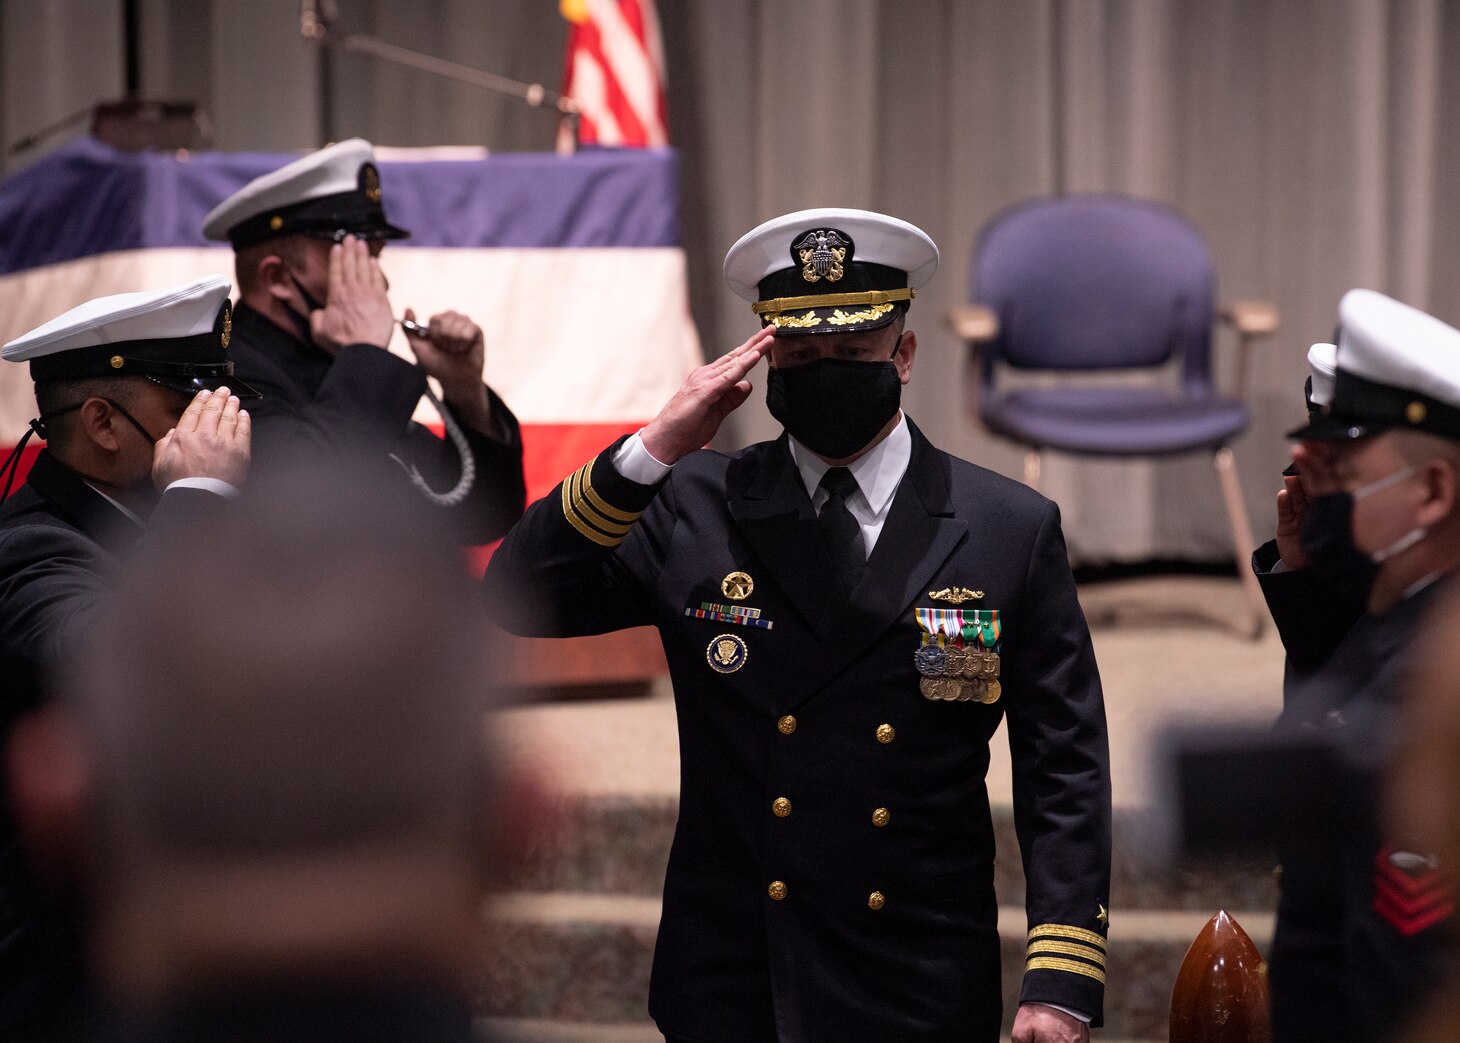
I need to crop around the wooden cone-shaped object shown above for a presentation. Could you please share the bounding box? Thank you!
[1169,910,1271,1043]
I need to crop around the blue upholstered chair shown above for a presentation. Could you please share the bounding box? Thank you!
[949,195,1277,637]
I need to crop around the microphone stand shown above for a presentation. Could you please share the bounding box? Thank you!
[300,0,581,154]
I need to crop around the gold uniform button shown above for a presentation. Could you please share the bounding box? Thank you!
[868,891,885,911]
[876,723,895,744]
[778,715,797,735]
[872,807,890,828]
[772,797,792,818]
[768,880,788,901]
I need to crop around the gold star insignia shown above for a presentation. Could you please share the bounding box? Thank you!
[1096,903,1109,929]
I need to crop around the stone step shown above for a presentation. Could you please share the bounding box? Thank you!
[506,796,1279,913]
[479,1020,661,1043]
[479,893,1273,1041]
[478,1023,1163,1043]
[478,1022,1163,1043]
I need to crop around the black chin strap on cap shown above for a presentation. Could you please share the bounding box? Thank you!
[101,399,160,446]
[0,417,49,505]
[283,273,325,344]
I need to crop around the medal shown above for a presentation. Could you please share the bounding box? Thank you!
[920,676,961,701]
[915,644,948,677]
[721,571,754,601]
[981,680,1002,704]
[980,651,1001,679]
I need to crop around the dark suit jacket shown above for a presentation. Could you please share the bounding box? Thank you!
[228,302,526,544]
[0,451,230,1040]
[484,421,1112,1042]
[1253,539,1368,676]
[1264,574,1456,1043]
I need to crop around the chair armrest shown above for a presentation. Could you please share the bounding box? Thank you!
[946,304,1000,343]
[1221,300,1279,400]
[1221,300,1280,336]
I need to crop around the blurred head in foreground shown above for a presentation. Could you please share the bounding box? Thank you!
[13,465,502,1016]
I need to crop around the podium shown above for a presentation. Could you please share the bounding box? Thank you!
[0,136,697,691]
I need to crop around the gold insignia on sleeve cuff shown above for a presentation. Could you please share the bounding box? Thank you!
[561,460,642,547]
[1026,924,1107,985]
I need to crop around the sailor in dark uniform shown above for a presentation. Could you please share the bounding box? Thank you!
[1256,290,1460,1041]
[5,465,505,1043]
[484,209,1112,1043]
[202,138,525,543]
[0,275,256,1039]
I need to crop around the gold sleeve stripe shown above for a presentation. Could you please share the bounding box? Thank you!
[1024,957,1106,984]
[1028,924,1106,949]
[1026,939,1106,966]
[569,468,634,536]
[579,465,641,523]
[561,474,622,548]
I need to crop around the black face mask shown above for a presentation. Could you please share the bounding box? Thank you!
[766,351,903,460]
[1300,492,1378,601]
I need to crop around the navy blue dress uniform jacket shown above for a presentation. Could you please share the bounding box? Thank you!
[484,419,1112,1041]
[1255,553,1456,1042]
[228,303,526,544]
[0,451,232,1039]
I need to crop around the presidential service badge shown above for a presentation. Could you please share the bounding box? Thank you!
[707,633,749,674]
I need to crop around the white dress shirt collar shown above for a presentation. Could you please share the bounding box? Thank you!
[788,412,911,515]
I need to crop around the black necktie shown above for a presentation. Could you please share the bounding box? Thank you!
[818,467,865,596]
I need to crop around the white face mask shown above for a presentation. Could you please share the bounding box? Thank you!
[1352,463,1426,562]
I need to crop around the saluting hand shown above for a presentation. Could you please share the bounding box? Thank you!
[403,308,493,430]
[1274,442,1341,569]
[152,387,251,490]
[640,328,775,465]
[309,235,395,353]
[1011,1003,1088,1043]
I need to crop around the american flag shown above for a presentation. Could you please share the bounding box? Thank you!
[559,0,668,148]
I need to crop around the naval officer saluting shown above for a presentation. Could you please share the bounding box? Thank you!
[485,209,1112,1042]
[0,275,253,1039]
[202,138,525,542]
[1253,291,1460,1042]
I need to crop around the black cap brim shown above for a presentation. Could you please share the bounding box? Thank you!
[147,374,263,400]
[1285,412,1389,441]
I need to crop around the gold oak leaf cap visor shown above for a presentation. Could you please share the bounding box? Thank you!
[723,208,939,337]
[2,275,261,398]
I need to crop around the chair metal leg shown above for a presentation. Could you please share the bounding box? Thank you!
[1023,450,1042,493]
[1213,447,1266,640]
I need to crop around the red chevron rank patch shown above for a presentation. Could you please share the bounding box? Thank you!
[1373,846,1454,937]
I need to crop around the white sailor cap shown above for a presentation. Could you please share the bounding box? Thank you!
[202,138,409,250]
[1304,342,1338,413]
[2,275,260,398]
[1289,289,1460,440]
[723,208,939,336]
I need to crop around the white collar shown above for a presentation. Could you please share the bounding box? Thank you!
[83,481,146,527]
[788,412,911,514]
